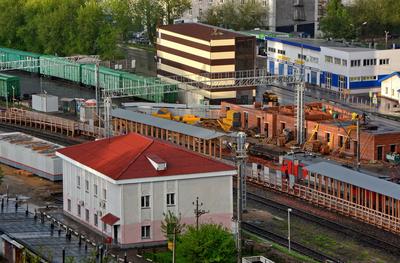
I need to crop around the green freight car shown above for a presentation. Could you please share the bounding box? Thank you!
[121,73,178,103]
[81,64,122,92]
[0,47,41,74]
[0,73,20,99]
[40,55,81,82]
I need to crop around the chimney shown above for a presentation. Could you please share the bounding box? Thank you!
[146,154,167,171]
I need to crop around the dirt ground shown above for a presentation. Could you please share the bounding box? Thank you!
[0,164,62,206]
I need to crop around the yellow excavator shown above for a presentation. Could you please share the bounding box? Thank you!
[217,110,241,132]
[152,108,202,125]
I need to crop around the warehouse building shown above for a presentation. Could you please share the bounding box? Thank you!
[112,108,226,158]
[57,133,235,246]
[265,36,400,94]
[156,23,256,104]
[380,72,400,111]
[221,102,400,161]
[0,132,63,181]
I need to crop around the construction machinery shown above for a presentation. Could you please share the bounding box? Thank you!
[152,108,202,125]
[386,152,400,165]
[217,110,241,132]
[262,92,279,106]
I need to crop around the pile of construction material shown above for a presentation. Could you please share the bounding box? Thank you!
[0,132,63,181]
[304,140,322,152]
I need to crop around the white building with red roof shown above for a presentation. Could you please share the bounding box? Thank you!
[56,133,236,246]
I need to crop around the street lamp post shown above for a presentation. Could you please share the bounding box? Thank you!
[288,208,292,252]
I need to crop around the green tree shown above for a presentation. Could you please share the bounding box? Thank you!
[132,0,163,43]
[161,211,186,241]
[201,0,268,31]
[160,0,191,25]
[319,0,354,39]
[104,0,140,41]
[0,0,25,49]
[177,224,236,263]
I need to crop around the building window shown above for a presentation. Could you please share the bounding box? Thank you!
[77,205,81,217]
[385,87,389,94]
[310,56,319,63]
[67,199,71,212]
[241,0,244,3]
[94,184,98,197]
[77,176,81,188]
[94,213,98,226]
[298,54,307,60]
[268,47,276,53]
[325,56,333,63]
[103,189,107,200]
[342,59,347,66]
[278,49,286,55]
[141,195,150,208]
[392,89,395,96]
[334,57,341,65]
[325,132,331,143]
[85,180,89,192]
[103,222,107,232]
[167,193,175,206]
[326,72,332,89]
[361,76,377,81]
[189,8,192,15]
[349,76,361,82]
[199,8,202,16]
[209,0,212,3]
[379,58,389,65]
[85,209,89,222]
[338,135,344,147]
[390,144,396,152]
[351,60,361,67]
[141,225,151,239]
[262,0,267,6]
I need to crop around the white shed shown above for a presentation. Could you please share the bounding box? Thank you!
[32,94,59,112]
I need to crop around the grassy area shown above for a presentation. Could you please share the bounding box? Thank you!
[243,231,318,263]
[126,43,156,53]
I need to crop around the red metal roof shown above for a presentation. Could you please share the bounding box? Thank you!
[57,133,234,181]
[101,213,120,225]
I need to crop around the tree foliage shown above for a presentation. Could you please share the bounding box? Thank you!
[161,211,186,241]
[319,0,354,39]
[201,0,268,31]
[177,224,236,263]
[0,0,136,59]
[132,0,191,43]
[320,0,400,40]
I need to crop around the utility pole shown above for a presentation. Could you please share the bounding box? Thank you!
[236,132,247,263]
[287,208,292,252]
[172,227,176,263]
[95,63,100,119]
[385,30,390,49]
[193,197,208,230]
[356,118,361,170]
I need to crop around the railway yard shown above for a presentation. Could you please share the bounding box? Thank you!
[0,45,399,263]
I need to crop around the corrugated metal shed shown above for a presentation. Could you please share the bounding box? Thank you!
[305,162,400,200]
[112,108,225,140]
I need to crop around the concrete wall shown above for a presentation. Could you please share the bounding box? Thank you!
[62,160,121,240]
[381,74,400,102]
[62,157,234,246]
[121,175,233,245]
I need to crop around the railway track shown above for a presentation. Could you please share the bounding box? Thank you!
[246,191,400,256]
[243,222,341,263]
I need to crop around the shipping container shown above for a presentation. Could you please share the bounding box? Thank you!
[40,55,81,82]
[81,64,122,91]
[0,73,20,99]
[0,132,63,181]
[0,47,41,73]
